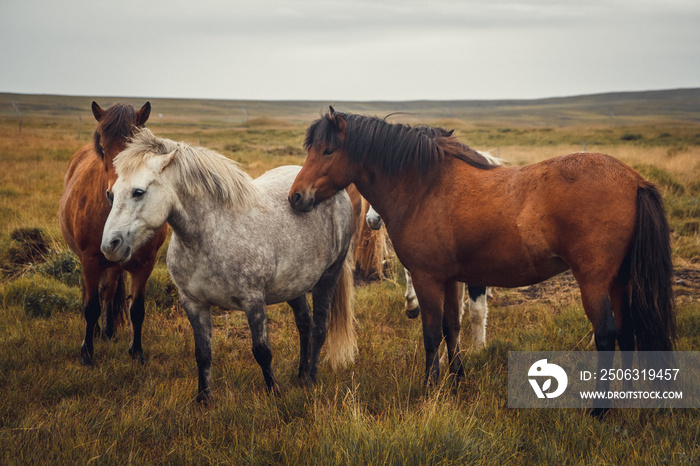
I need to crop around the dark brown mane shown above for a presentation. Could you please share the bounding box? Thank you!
[304,110,497,177]
[94,104,141,159]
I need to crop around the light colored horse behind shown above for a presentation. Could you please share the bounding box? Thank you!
[101,129,356,402]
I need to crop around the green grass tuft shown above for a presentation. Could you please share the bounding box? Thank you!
[2,275,81,318]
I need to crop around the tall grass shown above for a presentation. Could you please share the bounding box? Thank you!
[1,106,699,464]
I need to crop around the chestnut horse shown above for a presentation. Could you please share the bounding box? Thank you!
[289,108,675,393]
[59,102,168,365]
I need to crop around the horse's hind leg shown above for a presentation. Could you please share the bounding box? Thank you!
[442,281,465,378]
[612,279,635,392]
[307,260,344,383]
[467,285,489,350]
[288,295,312,382]
[578,279,618,418]
[243,298,280,395]
[611,280,634,352]
[411,272,445,385]
[181,296,214,403]
[80,257,102,365]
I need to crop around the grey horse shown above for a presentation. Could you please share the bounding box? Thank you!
[101,129,356,402]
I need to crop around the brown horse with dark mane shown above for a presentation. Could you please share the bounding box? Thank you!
[59,102,168,365]
[289,108,675,407]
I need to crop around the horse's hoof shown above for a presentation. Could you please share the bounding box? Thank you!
[590,407,609,420]
[129,347,146,365]
[80,354,94,367]
[405,307,420,319]
[295,372,313,387]
[80,346,94,366]
[196,391,212,405]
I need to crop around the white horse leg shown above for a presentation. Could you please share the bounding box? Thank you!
[467,286,489,350]
[181,295,214,403]
[404,268,420,319]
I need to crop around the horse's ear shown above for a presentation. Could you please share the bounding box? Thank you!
[329,106,335,117]
[335,114,347,134]
[148,150,177,174]
[446,129,454,137]
[92,102,105,122]
[160,150,177,173]
[137,102,151,126]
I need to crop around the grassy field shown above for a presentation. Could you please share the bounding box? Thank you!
[1,92,699,464]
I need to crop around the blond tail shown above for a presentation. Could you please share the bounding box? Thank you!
[324,250,357,369]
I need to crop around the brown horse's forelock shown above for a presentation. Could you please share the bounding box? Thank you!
[94,104,140,159]
[305,112,497,177]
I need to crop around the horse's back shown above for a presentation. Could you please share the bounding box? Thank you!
[429,152,646,287]
[516,152,642,237]
[254,166,354,301]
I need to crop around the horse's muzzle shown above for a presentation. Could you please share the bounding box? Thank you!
[289,190,315,213]
[101,233,132,263]
[366,215,384,230]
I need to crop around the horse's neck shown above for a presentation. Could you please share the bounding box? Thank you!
[166,187,256,247]
[354,169,429,233]
[166,195,209,247]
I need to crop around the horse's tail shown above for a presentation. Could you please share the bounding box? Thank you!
[102,272,128,332]
[325,250,357,370]
[623,181,676,350]
[114,272,128,328]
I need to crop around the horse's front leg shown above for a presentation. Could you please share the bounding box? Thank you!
[243,298,280,395]
[442,281,465,378]
[411,272,445,385]
[181,296,214,403]
[128,260,158,364]
[80,256,102,365]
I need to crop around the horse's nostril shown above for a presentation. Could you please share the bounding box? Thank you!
[110,238,121,252]
[292,192,302,205]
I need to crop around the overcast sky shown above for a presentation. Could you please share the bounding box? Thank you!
[1,0,699,101]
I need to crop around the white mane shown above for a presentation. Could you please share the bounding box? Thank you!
[476,150,504,167]
[116,128,260,212]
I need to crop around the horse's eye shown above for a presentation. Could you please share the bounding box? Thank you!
[132,188,145,199]
[106,190,114,207]
[322,148,335,156]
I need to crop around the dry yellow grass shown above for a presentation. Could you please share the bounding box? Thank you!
[1,101,699,464]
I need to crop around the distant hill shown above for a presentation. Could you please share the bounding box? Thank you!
[1,88,699,126]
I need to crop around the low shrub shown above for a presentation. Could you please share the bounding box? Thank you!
[621,133,642,141]
[8,227,51,264]
[1,276,81,318]
[33,250,82,287]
